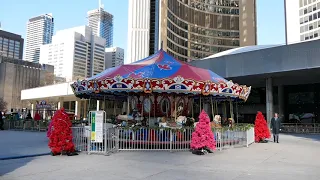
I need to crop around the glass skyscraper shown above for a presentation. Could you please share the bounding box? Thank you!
[127,0,257,63]
[87,4,113,48]
[24,13,54,63]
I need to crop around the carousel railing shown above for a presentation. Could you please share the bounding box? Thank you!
[71,125,255,155]
[281,123,320,134]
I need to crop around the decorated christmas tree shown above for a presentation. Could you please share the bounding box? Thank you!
[254,111,271,143]
[190,110,216,155]
[48,108,76,155]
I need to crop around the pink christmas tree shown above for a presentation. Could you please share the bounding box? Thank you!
[191,110,216,154]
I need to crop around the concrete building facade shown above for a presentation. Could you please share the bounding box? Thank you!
[192,40,320,124]
[105,47,124,69]
[0,30,24,59]
[25,13,54,63]
[39,26,106,82]
[127,0,257,63]
[285,0,320,44]
[0,56,53,112]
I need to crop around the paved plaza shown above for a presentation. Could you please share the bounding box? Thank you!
[0,131,320,180]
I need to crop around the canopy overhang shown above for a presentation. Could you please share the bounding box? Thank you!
[71,50,251,101]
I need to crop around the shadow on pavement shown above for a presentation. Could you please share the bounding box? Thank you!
[0,157,34,176]
[0,131,49,159]
[283,133,320,142]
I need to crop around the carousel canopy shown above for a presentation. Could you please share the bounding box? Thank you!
[71,49,251,101]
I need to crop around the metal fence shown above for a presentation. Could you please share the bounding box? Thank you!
[3,120,49,131]
[71,126,255,155]
[281,123,320,134]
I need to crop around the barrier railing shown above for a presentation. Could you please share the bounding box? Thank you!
[281,123,320,134]
[71,126,255,155]
[3,120,49,132]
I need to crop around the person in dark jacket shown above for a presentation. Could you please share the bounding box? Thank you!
[271,112,282,143]
[0,111,3,130]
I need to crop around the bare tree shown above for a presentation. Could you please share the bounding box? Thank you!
[73,75,85,81]
[0,98,7,112]
[40,72,55,86]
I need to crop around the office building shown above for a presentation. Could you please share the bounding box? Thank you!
[0,30,24,59]
[39,26,106,82]
[0,55,54,112]
[192,39,320,124]
[127,0,257,63]
[285,0,320,44]
[87,2,113,48]
[25,13,54,63]
[105,47,124,69]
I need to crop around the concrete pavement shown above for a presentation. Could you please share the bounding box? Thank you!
[1,133,320,180]
[0,131,50,160]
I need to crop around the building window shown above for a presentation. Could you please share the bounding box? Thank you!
[309,15,312,21]
[304,8,307,14]
[314,33,318,37]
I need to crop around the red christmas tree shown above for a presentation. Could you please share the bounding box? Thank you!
[190,110,216,153]
[254,111,271,142]
[48,108,75,155]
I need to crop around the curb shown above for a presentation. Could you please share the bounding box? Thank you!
[0,153,51,161]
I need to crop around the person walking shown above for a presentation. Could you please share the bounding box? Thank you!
[271,112,282,143]
[0,111,4,130]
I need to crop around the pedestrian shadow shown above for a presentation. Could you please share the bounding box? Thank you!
[0,157,34,176]
[283,133,320,142]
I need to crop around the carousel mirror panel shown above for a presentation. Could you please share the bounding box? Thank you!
[143,98,152,113]
[176,97,185,116]
[160,97,171,115]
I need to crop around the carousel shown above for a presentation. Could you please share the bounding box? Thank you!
[71,49,251,148]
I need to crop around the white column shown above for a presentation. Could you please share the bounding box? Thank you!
[31,103,34,118]
[96,100,100,111]
[43,109,46,120]
[75,101,78,117]
[57,98,64,110]
[266,77,274,128]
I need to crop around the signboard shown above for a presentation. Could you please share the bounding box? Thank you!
[90,111,104,143]
[36,100,51,109]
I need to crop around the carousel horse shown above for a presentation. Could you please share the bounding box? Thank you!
[211,115,222,128]
[171,106,184,118]
[117,114,134,121]
[228,118,235,128]
[176,116,187,126]
[194,122,199,128]
[184,117,195,127]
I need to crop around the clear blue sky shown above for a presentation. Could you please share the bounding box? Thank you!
[0,0,285,59]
